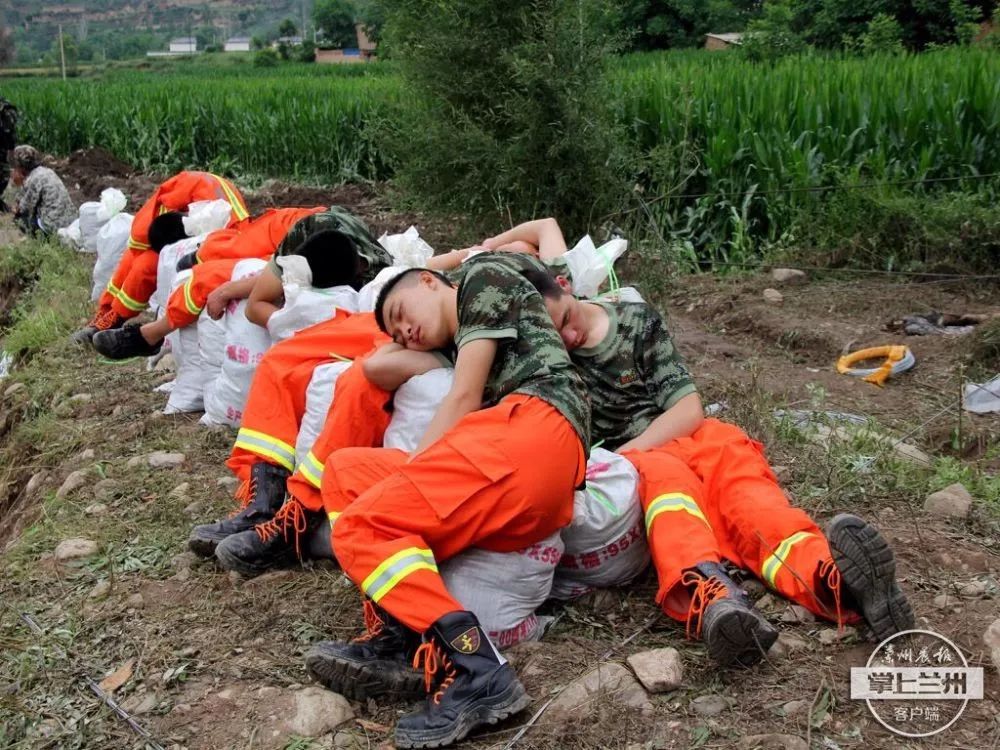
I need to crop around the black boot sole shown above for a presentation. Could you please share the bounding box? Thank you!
[825,513,915,641]
[214,535,298,578]
[395,672,531,749]
[305,642,424,701]
[188,529,229,558]
[703,601,779,668]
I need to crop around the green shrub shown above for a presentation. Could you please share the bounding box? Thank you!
[253,49,279,67]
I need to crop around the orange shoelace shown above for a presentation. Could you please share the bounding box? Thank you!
[93,308,121,330]
[412,641,457,704]
[253,499,307,558]
[352,599,385,643]
[681,571,730,641]
[229,477,255,515]
[818,558,845,632]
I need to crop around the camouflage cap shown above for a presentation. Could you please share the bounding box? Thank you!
[10,145,40,172]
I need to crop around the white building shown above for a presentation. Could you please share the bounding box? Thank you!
[169,37,198,53]
[224,36,252,52]
[272,36,304,48]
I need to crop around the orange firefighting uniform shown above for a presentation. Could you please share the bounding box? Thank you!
[97,171,250,321]
[225,313,390,489]
[162,207,328,329]
[622,418,858,626]
[328,395,586,632]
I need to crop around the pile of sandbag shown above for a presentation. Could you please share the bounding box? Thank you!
[77,189,133,302]
[294,361,353,466]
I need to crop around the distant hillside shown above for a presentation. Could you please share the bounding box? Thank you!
[7,1,315,64]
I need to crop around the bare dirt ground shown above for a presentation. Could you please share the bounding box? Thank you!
[1,158,998,750]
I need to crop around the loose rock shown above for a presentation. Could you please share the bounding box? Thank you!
[690,694,732,717]
[25,472,48,498]
[779,604,815,624]
[768,632,809,660]
[171,551,199,572]
[762,288,784,304]
[547,663,653,718]
[89,580,111,599]
[169,482,191,499]
[284,687,355,736]
[740,734,808,750]
[770,268,808,285]
[933,592,956,609]
[56,470,88,500]
[126,593,145,608]
[983,618,1000,672]
[93,479,121,500]
[818,626,857,645]
[148,452,186,469]
[54,538,98,561]
[924,483,973,519]
[626,648,684,693]
[959,579,988,598]
[84,503,108,516]
[4,382,26,398]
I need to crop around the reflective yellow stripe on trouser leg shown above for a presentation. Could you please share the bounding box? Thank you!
[233,428,296,472]
[761,531,816,589]
[644,493,711,532]
[362,547,438,604]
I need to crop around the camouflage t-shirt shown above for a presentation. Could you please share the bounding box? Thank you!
[275,205,392,287]
[571,300,696,449]
[455,256,591,450]
[14,166,76,233]
[444,250,570,286]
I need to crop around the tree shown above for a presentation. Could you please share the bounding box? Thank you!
[355,0,386,45]
[621,0,760,50]
[858,12,904,54]
[314,0,358,47]
[0,27,14,65]
[279,18,298,37]
[742,0,807,61]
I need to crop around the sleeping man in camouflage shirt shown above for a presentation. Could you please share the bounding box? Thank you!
[519,218,914,669]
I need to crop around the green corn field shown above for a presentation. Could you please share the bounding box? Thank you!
[5,48,998,256]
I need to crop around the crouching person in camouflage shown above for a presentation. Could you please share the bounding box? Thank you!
[10,146,76,237]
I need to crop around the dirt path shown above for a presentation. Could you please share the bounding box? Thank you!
[1,169,998,750]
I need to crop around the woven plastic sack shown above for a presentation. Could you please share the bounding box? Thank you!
[182,199,233,237]
[550,448,649,600]
[294,361,352,466]
[150,234,207,313]
[201,259,272,427]
[377,226,435,267]
[562,236,628,298]
[441,531,564,649]
[267,285,358,343]
[90,213,133,302]
[161,271,211,414]
[358,266,408,313]
[57,218,82,250]
[383,368,455,453]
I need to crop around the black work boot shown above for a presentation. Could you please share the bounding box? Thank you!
[93,325,162,360]
[683,562,779,668]
[822,513,914,641]
[175,251,198,271]
[188,463,290,557]
[72,309,125,346]
[306,600,424,701]
[395,610,531,749]
[215,498,320,577]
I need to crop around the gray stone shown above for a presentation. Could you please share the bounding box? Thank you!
[933,592,957,609]
[56,470,88,499]
[89,580,111,599]
[94,479,121,500]
[84,503,108,516]
[183,500,204,516]
[171,552,199,572]
[126,593,145,608]
[334,731,359,749]
[768,632,808,660]
[548,663,653,718]
[74,448,96,463]
[959,579,988,598]
[126,455,145,469]
[169,483,191,499]
[690,694,732,717]
[54,538,98,561]
[818,626,857,645]
[148,452,186,469]
[739,734,808,750]
[924,483,973,519]
[781,699,808,717]
[4,382,26,397]
[770,268,807,285]
[762,288,783,304]
[216,476,239,489]
[779,604,816,624]
[626,648,684,693]
[284,687,354,737]
[57,393,93,415]
[122,693,158,715]
[25,471,48,498]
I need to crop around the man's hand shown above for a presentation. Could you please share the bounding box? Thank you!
[206,285,231,319]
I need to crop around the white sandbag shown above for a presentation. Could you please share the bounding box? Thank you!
[78,202,104,252]
[89,212,133,302]
[550,448,649,600]
[197,308,227,375]
[358,266,408,313]
[267,285,358,343]
[563,236,629,298]
[182,199,233,237]
[162,271,210,414]
[598,286,645,304]
[202,259,272,427]
[294,361,352,465]
[383,368,455,453]
[57,218,82,250]
[441,531,564,649]
[96,187,127,222]
[150,234,207,314]
[377,226,435,268]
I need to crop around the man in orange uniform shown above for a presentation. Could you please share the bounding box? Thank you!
[303,255,590,748]
[74,170,250,342]
[91,206,328,360]
[511,219,915,668]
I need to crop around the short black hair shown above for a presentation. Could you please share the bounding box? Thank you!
[520,268,564,299]
[148,211,188,252]
[374,267,453,333]
[296,229,361,289]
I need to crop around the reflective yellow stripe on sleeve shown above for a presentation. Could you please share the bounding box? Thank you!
[644,493,710,531]
[182,275,202,316]
[233,428,296,472]
[362,547,438,604]
[212,175,249,221]
[761,531,816,589]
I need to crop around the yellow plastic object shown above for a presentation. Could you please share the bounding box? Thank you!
[836,345,911,387]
